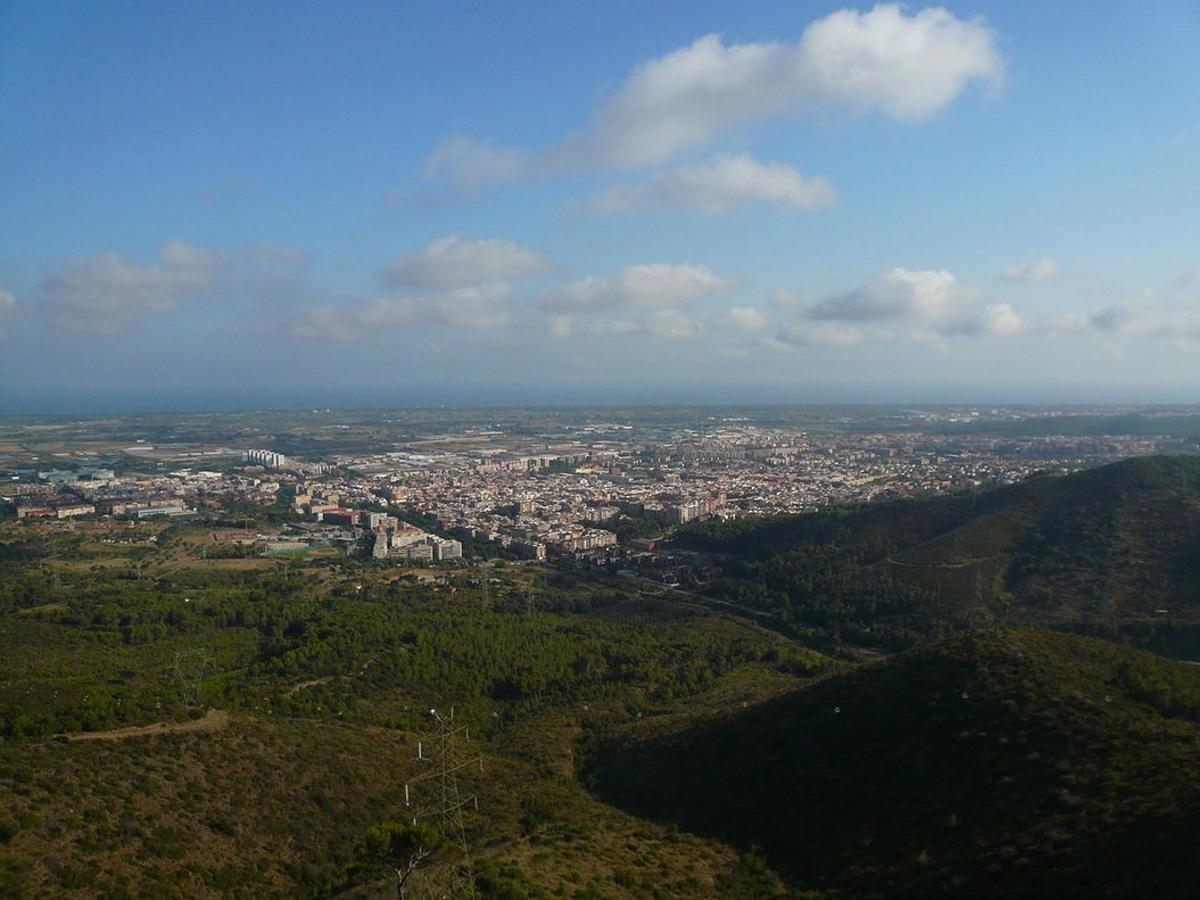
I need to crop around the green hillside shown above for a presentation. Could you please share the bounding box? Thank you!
[0,521,829,897]
[7,495,1200,896]
[683,455,1200,652]
[587,630,1200,898]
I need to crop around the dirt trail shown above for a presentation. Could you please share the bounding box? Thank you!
[283,677,331,698]
[65,708,230,742]
[885,554,1002,569]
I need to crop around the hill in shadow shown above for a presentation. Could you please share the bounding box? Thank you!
[586,630,1200,897]
[683,456,1200,653]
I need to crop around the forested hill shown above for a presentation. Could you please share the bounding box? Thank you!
[588,630,1200,898]
[681,455,1200,653]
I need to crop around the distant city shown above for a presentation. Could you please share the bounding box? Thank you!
[5,405,1198,586]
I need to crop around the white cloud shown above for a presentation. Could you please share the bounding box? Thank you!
[796,5,1003,121]
[543,263,734,312]
[944,302,1024,337]
[290,302,410,342]
[546,308,703,340]
[157,240,217,272]
[36,240,219,334]
[644,309,700,338]
[547,314,575,338]
[980,303,1024,337]
[435,283,513,329]
[0,289,16,338]
[1167,268,1200,301]
[1042,275,1200,348]
[1047,312,1091,334]
[771,321,864,349]
[808,267,981,323]
[588,319,644,336]
[1124,306,1200,344]
[552,4,1001,169]
[31,239,338,338]
[547,316,647,339]
[1091,305,1139,334]
[383,235,550,289]
[1045,303,1147,338]
[714,305,769,332]
[291,282,513,341]
[785,266,1025,344]
[553,34,791,169]
[1003,256,1057,283]
[421,136,529,190]
[588,154,836,214]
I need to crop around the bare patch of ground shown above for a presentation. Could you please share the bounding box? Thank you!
[65,708,230,742]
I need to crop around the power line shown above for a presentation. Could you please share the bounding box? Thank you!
[404,707,483,898]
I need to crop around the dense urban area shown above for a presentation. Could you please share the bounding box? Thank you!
[3,407,1197,581]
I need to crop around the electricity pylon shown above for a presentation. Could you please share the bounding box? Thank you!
[525,571,547,616]
[404,707,483,898]
[173,648,213,708]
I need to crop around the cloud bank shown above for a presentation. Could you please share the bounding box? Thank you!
[35,240,219,335]
[383,235,550,289]
[559,5,1000,168]
[1004,257,1058,283]
[422,4,1002,195]
[809,267,982,323]
[773,266,1024,349]
[421,137,530,191]
[291,283,513,341]
[714,305,770,332]
[1047,272,1200,348]
[543,263,734,312]
[588,154,836,214]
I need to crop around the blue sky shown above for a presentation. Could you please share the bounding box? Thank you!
[1,1,1199,411]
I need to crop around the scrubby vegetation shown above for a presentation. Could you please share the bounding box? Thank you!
[0,521,826,897]
[588,630,1200,897]
[682,456,1200,653]
[5,459,1200,896]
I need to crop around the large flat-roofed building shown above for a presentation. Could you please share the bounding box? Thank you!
[393,542,435,561]
[14,502,53,519]
[431,538,462,561]
[124,504,189,519]
[368,520,462,563]
[243,449,288,470]
[53,502,96,519]
[1,483,57,500]
[318,508,356,527]
[390,526,425,547]
[15,499,95,519]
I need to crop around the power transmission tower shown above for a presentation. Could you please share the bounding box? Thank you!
[525,573,541,616]
[527,571,547,616]
[404,707,483,898]
[173,648,213,709]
